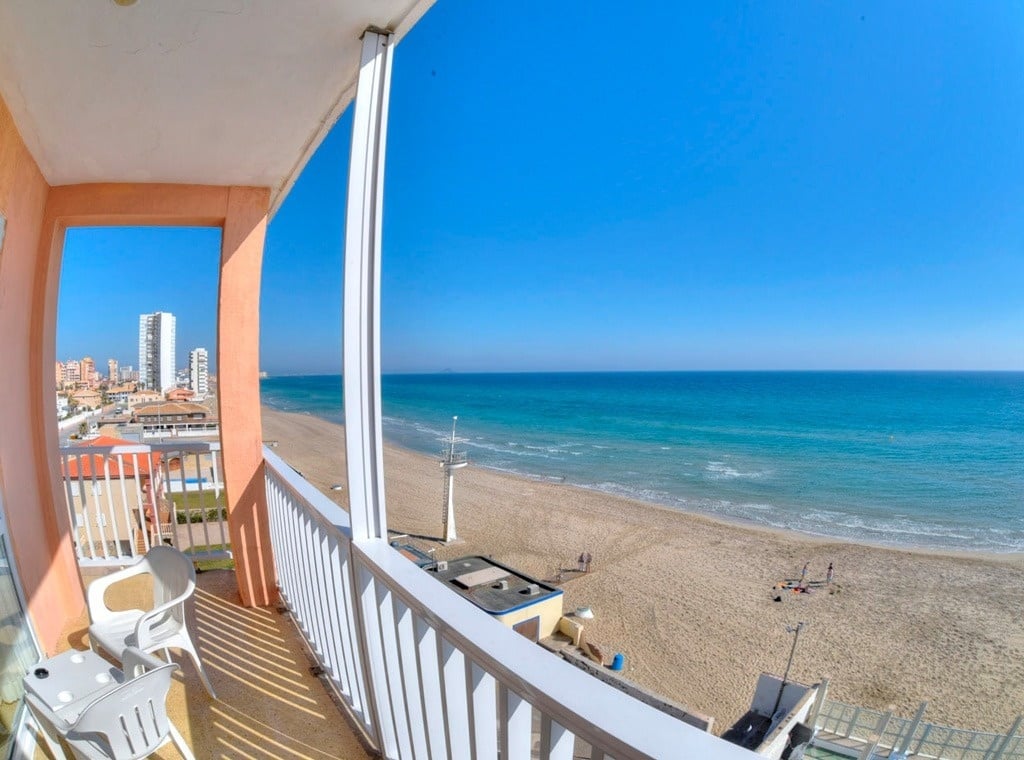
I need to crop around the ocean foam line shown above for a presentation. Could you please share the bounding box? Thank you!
[570,474,1024,552]
[382,416,449,439]
[466,439,558,460]
[704,461,772,480]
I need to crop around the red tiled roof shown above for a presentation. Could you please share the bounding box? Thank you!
[62,436,162,479]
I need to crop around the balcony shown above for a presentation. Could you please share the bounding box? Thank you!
[50,565,373,760]
[41,442,759,759]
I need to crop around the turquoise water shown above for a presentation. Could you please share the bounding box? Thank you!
[260,372,1024,553]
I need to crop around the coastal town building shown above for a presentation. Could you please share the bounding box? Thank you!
[69,388,102,410]
[133,401,218,438]
[138,311,176,393]
[127,389,162,408]
[166,387,196,402]
[119,364,137,384]
[61,359,81,388]
[107,358,118,383]
[428,555,564,641]
[189,347,209,399]
[106,384,134,405]
[80,356,97,388]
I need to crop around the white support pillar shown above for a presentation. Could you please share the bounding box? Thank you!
[343,28,394,542]
[443,469,457,542]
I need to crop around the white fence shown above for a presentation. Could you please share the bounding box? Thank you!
[263,446,756,760]
[815,699,1023,760]
[58,441,229,564]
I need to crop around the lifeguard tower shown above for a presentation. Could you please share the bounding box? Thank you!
[439,416,468,542]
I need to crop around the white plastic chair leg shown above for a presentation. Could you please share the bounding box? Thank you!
[167,721,196,760]
[184,644,217,699]
[24,703,64,760]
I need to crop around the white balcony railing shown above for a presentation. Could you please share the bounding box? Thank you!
[263,446,756,760]
[59,441,229,565]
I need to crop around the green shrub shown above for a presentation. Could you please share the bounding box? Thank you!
[175,507,227,524]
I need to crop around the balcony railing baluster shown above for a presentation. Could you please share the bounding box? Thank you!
[60,441,230,565]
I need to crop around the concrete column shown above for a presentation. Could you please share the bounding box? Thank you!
[218,185,277,606]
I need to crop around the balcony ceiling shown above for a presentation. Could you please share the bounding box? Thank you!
[0,0,433,213]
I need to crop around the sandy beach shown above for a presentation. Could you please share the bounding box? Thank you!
[262,406,1024,735]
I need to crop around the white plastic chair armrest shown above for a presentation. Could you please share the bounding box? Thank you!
[122,646,172,679]
[86,561,151,624]
[132,587,193,650]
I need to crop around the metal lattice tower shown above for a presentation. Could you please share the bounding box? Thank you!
[439,416,468,542]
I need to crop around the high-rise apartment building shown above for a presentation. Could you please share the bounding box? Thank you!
[107,359,118,384]
[189,348,209,399]
[55,361,63,388]
[119,365,136,383]
[80,356,96,388]
[63,359,81,388]
[138,312,176,393]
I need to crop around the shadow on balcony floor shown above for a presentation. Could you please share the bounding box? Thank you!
[43,567,374,760]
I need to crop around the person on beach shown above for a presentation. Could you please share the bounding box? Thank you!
[826,562,834,586]
[801,561,810,585]
[583,551,593,572]
[578,552,587,572]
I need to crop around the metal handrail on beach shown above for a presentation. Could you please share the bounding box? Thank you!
[815,698,1023,760]
[439,448,468,465]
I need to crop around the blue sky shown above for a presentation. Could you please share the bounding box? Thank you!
[59,1,1024,373]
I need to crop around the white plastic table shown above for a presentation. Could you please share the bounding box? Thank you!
[24,648,123,720]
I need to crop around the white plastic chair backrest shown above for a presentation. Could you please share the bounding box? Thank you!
[143,546,196,629]
[66,650,177,759]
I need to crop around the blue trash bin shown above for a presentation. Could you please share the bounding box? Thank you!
[610,653,625,671]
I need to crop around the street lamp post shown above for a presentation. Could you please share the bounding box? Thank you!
[772,621,806,717]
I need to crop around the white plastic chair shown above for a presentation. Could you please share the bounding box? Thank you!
[86,546,216,698]
[26,648,194,759]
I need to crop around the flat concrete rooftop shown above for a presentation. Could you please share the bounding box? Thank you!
[426,555,562,615]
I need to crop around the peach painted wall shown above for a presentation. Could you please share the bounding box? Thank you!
[1,88,277,650]
[36,183,277,612]
[0,95,84,653]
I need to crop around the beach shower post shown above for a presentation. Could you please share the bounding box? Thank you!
[439,416,468,542]
[772,621,807,717]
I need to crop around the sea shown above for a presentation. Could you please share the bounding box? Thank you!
[260,372,1024,554]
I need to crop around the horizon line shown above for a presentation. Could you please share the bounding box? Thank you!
[259,368,1024,377]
